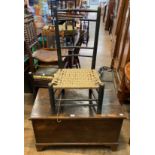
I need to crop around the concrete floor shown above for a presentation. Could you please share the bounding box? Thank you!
[24,4,130,155]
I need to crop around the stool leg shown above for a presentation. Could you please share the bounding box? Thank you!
[48,84,56,114]
[97,84,104,114]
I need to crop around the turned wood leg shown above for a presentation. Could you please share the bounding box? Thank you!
[111,144,118,151]
[36,145,45,151]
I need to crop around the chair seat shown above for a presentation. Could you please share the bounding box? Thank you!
[32,49,68,63]
[51,69,103,89]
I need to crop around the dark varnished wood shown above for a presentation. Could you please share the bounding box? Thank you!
[30,82,125,151]
[110,0,130,102]
[105,0,116,32]
[30,87,125,118]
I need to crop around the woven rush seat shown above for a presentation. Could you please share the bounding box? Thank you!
[51,69,103,89]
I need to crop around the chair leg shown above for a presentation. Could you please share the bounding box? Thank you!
[48,84,56,114]
[97,84,104,114]
[28,72,38,101]
[62,89,65,96]
[89,89,92,105]
[75,56,81,68]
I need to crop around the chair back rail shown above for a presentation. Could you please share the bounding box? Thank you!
[53,7,101,69]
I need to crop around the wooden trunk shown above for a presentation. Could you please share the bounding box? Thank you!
[30,83,125,151]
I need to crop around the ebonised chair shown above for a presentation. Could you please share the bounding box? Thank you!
[24,14,66,100]
[48,7,104,115]
[24,14,84,100]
